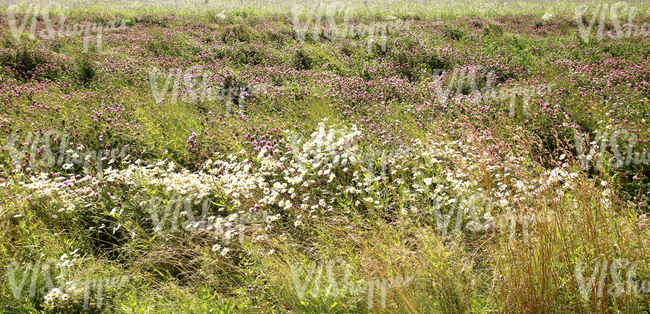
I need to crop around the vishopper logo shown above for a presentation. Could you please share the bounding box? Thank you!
[575,2,650,43]
[290,258,414,310]
[574,129,650,171]
[575,258,650,300]
[148,193,213,235]
[213,209,276,246]
[418,192,555,243]
[148,193,274,246]
[5,129,133,174]
[291,1,411,53]
[148,66,270,113]
[5,2,128,52]
[283,123,359,169]
[430,66,555,117]
[6,255,129,310]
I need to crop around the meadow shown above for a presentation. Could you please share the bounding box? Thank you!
[1,0,650,313]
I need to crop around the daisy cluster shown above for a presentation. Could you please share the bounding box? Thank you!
[17,172,102,215]
[105,160,215,198]
[43,287,69,306]
[10,119,590,258]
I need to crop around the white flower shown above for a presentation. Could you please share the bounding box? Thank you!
[212,244,221,252]
[541,12,553,21]
[50,288,62,298]
[294,220,302,227]
[220,248,230,256]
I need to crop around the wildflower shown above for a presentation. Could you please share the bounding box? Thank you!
[401,208,408,215]
[294,220,302,227]
[220,248,230,256]
[212,244,221,252]
[61,294,69,301]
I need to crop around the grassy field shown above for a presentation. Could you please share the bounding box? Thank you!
[1,0,650,313]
